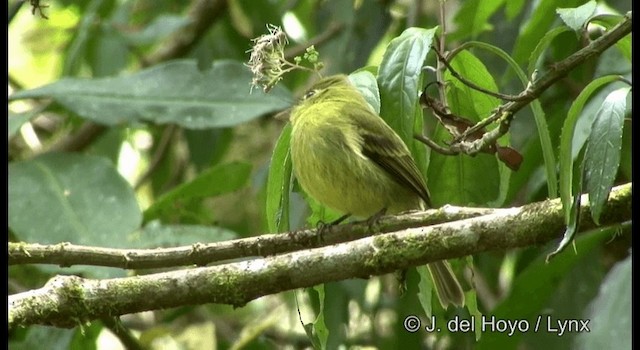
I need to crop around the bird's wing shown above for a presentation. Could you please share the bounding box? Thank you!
[358,125,432,207]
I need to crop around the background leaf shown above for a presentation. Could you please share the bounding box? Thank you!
[377,27,436,145]
[9,153,141,247]
[143,161,252,222]
[10,60,292,129]
[348,70,381,114]
[265,123,292,233]
[574,254,631,350]
[584,87,630,223]
[558,76,624,223]
[556,1,597,32]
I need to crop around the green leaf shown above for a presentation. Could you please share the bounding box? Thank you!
[452,41,555,203]
[445,50,501,122]
[464,288,483,341]
[556,0,597,32]
[8,153,141,247]
[528,26,572,76]
[547,147,585,262]
[348,70,380,114]
[265,124,293,233]
[8,110,39,138]
[303,285,328,350]
[9,326,76,350]
[505,0,526,21]
[521,234,609,349]
[477,229,609,349]
[558,75,623,223]
[428,50,501,206]
[70,321,102,350]
[10,60,292,129]
[584,87,630,223]
[184,128,234,170]
[122,15,190,46]
[575,254,631,350]
[62,0,107,76]
[143,161,252,222]
[377,27,437,144]
[452,0,505,39]
[512,0,582,65]
[428,150,500,206]
[416,266,434,319]
[591,14,631,61]
[136,222,238,248]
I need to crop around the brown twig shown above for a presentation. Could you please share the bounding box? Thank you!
[432,45,524,102]
[419,12,631,165]
[450,12,632,144]
[9,205,502,269]
[283,22,345,60]
[100,317,145,350]
[142,0,228,66]
[36,0,228,155]
[48,122,108,153]
[133,125,178,190]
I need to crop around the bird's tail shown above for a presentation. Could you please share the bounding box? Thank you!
[427,260,465,308]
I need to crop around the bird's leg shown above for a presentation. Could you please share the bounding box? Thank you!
[316,213,352,243]
[395,269,408,295]
[365,207,388,233]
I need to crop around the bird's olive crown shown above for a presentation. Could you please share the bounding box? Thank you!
[300,75,350,102]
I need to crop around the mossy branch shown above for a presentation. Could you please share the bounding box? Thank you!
[8,183,631,329]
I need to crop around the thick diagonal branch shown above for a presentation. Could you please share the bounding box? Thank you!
[8,183,630,329]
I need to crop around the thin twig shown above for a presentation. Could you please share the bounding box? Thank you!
[134,125,177,190]
[48,122,107,153]
[414,133,458,155]
[101,317,145,350]
[33,0,228,155]
[450,12,631,144]
[283,22,345,60]
[9,205,501,269]
[434,45,524,101]
[435,2,449,107]
[143,0,228,66]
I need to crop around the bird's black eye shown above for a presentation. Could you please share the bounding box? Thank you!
[303,89,317,100]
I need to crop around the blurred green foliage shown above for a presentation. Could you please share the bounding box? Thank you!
[8,0,631,349]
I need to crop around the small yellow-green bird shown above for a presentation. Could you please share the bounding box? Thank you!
[289,74,464,308]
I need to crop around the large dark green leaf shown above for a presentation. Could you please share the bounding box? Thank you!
[428,151,500,206]
[558,76,623,223]
[591,14,631,61]
[143,161,252,222]
[575,254,631,350]
[8,110,38,138]
[9,326,76,350]
[265,123,292,233]
[556,1,597,32]
[10,60,292,129]
[511,0,582,65]
[122,15,190,45]
[348,70,380,114]
[136,222,238,247]
[378,27,436,144]
[584,87,630,223]
[428,50,501,206]
[477,228,608,349]
[452,0,506,39]
[8,153,141,247]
